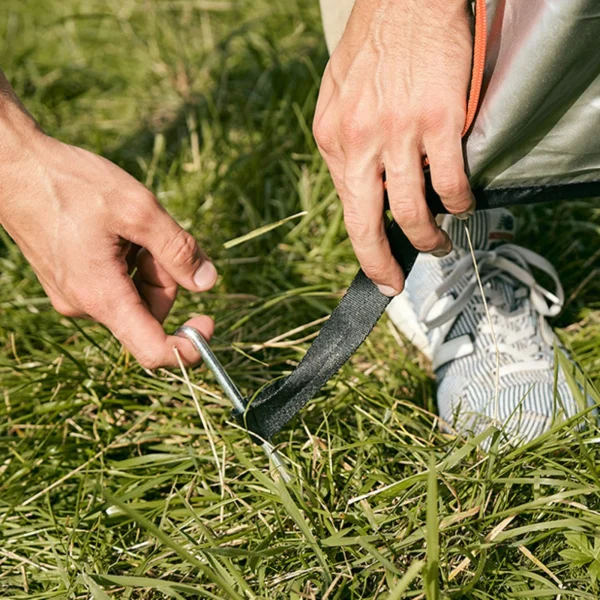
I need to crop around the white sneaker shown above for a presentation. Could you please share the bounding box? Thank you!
[387,209,588,444]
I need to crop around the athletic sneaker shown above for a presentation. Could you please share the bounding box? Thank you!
[387,208,587,445]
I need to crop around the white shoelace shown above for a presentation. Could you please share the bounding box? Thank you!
[419,244,565,376]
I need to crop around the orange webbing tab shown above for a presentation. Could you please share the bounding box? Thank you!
[462,0,487,136]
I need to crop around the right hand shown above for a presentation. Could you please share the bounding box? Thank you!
[0,103,216,369]
[313,0,475,296]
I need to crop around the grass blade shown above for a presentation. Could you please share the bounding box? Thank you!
[425,452,439,600]
[386,560,425,600]
[80,574,114,600]
[223,211,307,249]
[102,490,245,600]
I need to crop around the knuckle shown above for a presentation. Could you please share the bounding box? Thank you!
[136,191,160,219]
[433,174,469,202]
[344,211,378,243]
[383,164,409,181]
[421,104,455,132]
[73,290,100,316]
[417,235,443,253]
[135,188,159,206]
[118,190,158,229]
[50,297,79,318]
[342,173,363,199]
[362,261,390,283]
[381,108,409,133]
[422,108,446,131]
[390,198,423,226]
[163,229,199,269]
[137,352,161,370]
[339,109,370,146]
[313,115,336,154]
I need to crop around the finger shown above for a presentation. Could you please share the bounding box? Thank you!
[133,248,178,324]
[96,274,214,369]
[117,194,218,293]
[384,147,453,255]
[341,158,404,295]
[425,132,475,219]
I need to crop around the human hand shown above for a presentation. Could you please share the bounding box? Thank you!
[313,0,475,295]
[0,101,216,369]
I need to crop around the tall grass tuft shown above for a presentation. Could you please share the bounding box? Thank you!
[1,0,599,598]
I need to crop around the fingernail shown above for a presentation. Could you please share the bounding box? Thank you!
[432,247,452,258]
[431,233,453,257]
[456,193,476,221]
[193,261,218,290]
[377,284,399,297]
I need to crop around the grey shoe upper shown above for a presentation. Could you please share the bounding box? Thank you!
[390,209,584,443]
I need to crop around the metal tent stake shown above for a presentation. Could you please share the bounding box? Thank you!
[175,325,291,482]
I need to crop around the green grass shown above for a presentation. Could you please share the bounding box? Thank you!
[1,0,600,598]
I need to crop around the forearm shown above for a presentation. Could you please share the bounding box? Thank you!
[0,69,43,227]
[0,68,42,155]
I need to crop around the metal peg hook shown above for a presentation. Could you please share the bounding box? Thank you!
[175,325,291,483]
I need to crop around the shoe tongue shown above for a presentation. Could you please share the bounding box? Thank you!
[441,208,517,250]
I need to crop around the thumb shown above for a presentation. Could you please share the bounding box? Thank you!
[124,196,218,293]
[97,273,215,369]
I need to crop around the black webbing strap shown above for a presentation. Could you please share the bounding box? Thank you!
[235,210,431,442]
[238,271,390,441]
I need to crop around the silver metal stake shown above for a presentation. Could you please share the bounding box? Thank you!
[175,325,291,483]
